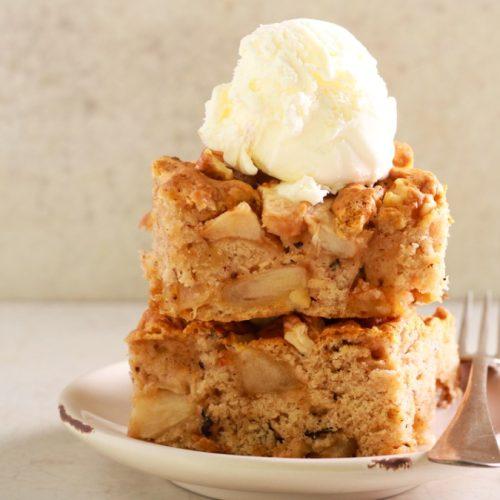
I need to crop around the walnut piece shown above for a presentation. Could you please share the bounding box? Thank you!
[201,202,263,241]
[284,315,314,355]
[331,184,382,239]
[195,148,234,180]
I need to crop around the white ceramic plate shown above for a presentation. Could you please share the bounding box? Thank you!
[59,361,484,500]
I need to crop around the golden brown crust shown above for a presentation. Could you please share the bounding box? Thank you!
[153,156,260,222]
[143,147,450,322]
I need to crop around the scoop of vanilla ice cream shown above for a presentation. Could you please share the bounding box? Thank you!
[199,19,397,200]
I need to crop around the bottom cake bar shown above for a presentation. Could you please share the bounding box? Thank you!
[127,308,459,457]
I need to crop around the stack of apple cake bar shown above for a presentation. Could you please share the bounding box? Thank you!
[126,143,460,458]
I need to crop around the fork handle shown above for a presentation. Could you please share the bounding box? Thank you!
[428,356,500,466]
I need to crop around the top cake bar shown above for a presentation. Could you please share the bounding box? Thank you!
[142,143,450,322]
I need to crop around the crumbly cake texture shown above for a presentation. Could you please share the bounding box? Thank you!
[142,143,451,322]
[127,307,459,458]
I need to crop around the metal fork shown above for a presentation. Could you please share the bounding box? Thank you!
[428,292,500,466]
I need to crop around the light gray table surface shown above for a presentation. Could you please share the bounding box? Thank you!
[0,300,498,499]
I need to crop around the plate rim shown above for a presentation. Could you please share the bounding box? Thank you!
[58,360,478,496]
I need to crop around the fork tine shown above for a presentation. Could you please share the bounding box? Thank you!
[477,291,492,356]
[496,317,500,360]
[458,291,473,357]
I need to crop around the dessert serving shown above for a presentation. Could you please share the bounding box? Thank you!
[128,18,459,458]
[143,143,449,322]
[128,307,459,458]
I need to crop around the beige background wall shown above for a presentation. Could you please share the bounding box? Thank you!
[1,0,499,299]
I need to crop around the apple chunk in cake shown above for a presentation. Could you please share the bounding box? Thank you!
[127,307,459,458]
[142,143,450,322]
